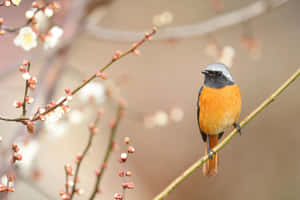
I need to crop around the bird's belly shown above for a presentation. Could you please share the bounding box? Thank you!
[199,85,241,135]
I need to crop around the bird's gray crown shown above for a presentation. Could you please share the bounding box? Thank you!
[205,62,234,82]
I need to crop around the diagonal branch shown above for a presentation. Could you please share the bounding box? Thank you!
[153,67,300,200]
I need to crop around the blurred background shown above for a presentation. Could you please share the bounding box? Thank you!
[0,0,299,199]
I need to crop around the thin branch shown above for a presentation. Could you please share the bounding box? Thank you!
[69,112,102,199]
[65,168,70,194]
[153,67,300,200]
[22,63,31,117]
[86,0,288,41]
[89,105,123,200]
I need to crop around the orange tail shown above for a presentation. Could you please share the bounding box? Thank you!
[203,135,218,176]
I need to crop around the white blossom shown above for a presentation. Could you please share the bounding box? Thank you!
[45,106,64,123]
[152,11,174,27]
[218,46,235,68]
[14,26,37,51]
[78,82,106,104]
[69,110,83,124]
[169,107,184,122]
[11,0,22,6]
[15,140,39,175]
[45,120,69,139]
[44,26,63,49]
[25,8,36,19]
[44,7,54,18]
[154,111,169,126]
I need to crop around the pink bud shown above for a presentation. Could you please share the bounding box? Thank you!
[125,171,132,177]
[109,120,117,128]
[95,169,101,176]
[64,164,73,175]
[19,66,27,73]
[23,60,30,66]
[128,146,135,153]
[114,193,123,200]
[118,169,124,177]
[64,88,71,94]
[133,49,140,56]
[120,153,128,162]
[124,137,130,144]
[25,96,34,104]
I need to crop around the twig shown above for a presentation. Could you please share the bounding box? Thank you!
[86,0,288,41]
[153,68,300,200]
[69,111,102,199]
[22,63,31,117]
[89,105,124,200]
[64,167,70,195]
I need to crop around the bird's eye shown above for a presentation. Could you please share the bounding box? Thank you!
[215,71,222,76]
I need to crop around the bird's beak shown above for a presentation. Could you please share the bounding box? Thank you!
[201,70,209,75]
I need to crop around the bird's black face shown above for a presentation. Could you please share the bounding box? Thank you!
[202,70,234,88]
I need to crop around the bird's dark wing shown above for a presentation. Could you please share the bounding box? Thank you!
[197,86,207,142]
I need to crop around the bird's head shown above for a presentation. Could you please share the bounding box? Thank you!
[201,63,234,88]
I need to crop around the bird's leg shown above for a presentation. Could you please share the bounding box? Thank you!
[233,123,242,136]
[207,136,216,160]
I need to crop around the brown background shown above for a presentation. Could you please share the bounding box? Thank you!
[0,0,299,199]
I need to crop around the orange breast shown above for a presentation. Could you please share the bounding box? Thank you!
[199,84,241,135]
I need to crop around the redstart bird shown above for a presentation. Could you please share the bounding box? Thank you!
[197,63,241,176]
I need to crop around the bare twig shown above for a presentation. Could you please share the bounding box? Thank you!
[153,68,300,200]
[89,105,124,200]
[65,167,70,194]
[22,64,31,117]
[69,111,102,199]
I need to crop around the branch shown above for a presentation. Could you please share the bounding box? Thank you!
[22,63,31,117]
[69,111,102,199]
[153,67,300,200]
[89,105,124,200]
[86,0,288,41]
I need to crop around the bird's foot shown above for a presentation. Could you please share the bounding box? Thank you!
[207,149,216,160]
[233,123,242,136]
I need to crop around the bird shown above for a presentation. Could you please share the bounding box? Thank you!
[197,62,241,176]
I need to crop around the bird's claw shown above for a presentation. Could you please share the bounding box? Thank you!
[234,123,242,136]
[208,149,216,160]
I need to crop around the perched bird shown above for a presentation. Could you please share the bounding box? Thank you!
[197,63,241,176]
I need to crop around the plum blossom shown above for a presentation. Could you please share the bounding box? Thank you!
[218,46,235,68]
[45,120,69,139]
[15,140,39,175]
[11,0,22,6]
[152,11,174,27]
[78,82,106,104]
[44,26,64,49]
[45,106,65,123]
[153,111,169,126]
[69,110,83,124]
[14,27,37,51]
[169,107,184,122]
